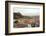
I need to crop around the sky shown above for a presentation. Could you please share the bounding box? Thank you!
[13,7,40,16]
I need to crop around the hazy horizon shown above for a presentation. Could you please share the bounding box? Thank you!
[13,7,40,16]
